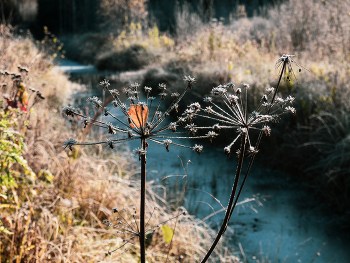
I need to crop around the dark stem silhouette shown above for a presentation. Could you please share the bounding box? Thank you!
[200,132,247,262]
[140,137,147,263]
[200,59,288,263]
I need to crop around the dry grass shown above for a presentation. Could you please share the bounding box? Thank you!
[0,25,241,262]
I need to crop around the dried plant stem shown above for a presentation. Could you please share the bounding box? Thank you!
[200,132,247,263]
[201,59,288,263]
[229,59,288,221]
[140,137,147,263]
[17,205,33,263]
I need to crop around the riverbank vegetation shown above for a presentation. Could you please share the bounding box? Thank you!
[2,0,350,261]
[0,25,241,262]
[60,0,350,220]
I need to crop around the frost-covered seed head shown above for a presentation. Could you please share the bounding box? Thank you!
[63,139,77,151]
[163,139,172,152]
[224,146,231,157]
[203,97,213,103]
[62,106,75,117]
[285,106,296,115]
[171,92,180,99]
[261,94,268,102]
[158,83,166,90]
[262,125,271,136]
[169,122,177,132]
[241,83,250,89]
[106,139,114,149]
[144,86,152,94]
[99,79,110,89]
[193,144,203,155]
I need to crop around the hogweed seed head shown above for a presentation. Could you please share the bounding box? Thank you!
[62,78,215,160]
[63,139,77,151]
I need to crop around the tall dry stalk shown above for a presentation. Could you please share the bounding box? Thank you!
[196,55,307,262]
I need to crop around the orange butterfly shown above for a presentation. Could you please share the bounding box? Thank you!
[128,105,148,128]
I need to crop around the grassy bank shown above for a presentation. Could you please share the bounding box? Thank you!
[0,26,241,262]
[61,0,350,221]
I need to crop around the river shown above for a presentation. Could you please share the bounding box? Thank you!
[55,59,350,263]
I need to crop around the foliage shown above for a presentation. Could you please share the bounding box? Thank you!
[0,109,35,197]
[99,0,149,32]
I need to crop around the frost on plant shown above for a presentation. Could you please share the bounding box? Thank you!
[62,78,215,154]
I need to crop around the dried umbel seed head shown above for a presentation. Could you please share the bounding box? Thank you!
[226,82,235,89]
[275,97,284,105]
[133,148,147,159]
[144,86,152,94]
[247,146,259,155]
[241,83,250,89]
[193,144,203,155]
[87,96,102,108]
[106,139,114,149]
[285,106,296,115]
[18,66,29,73]
[163,139,172,152]
[173,103,179,112]
[207,131,218,143]
[188,102,201,111]
[110,89,119,96]
[130,82,140,91]
[285,95,295,103]
[158,83,166,91]
[228,94,238,105]
[159,92,167,100]
[186,123,198,136]
[184,75,195,89]
[213,123,221,133]
[177,117,186,126]
[266,87,275,94]
[261,94,268,102]
[235,88,242,95]
[224,146,231,157]
[262,125,271,136]
[171,92,180,99]
[112,100,118,107]
[62,106,75,117]
[212,86,227,96]
[203,96,213,103]
[82,118,89,128]
[99,79,110,89]
[35,90,45,100]
[63,139,77,151]
[107,123,116,134]
[169,122,177,132]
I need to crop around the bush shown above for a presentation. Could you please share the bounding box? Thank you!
[96,44,156,71]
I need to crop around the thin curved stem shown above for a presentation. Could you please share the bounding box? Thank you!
[201,59,287,263]
[200,132,247,263]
